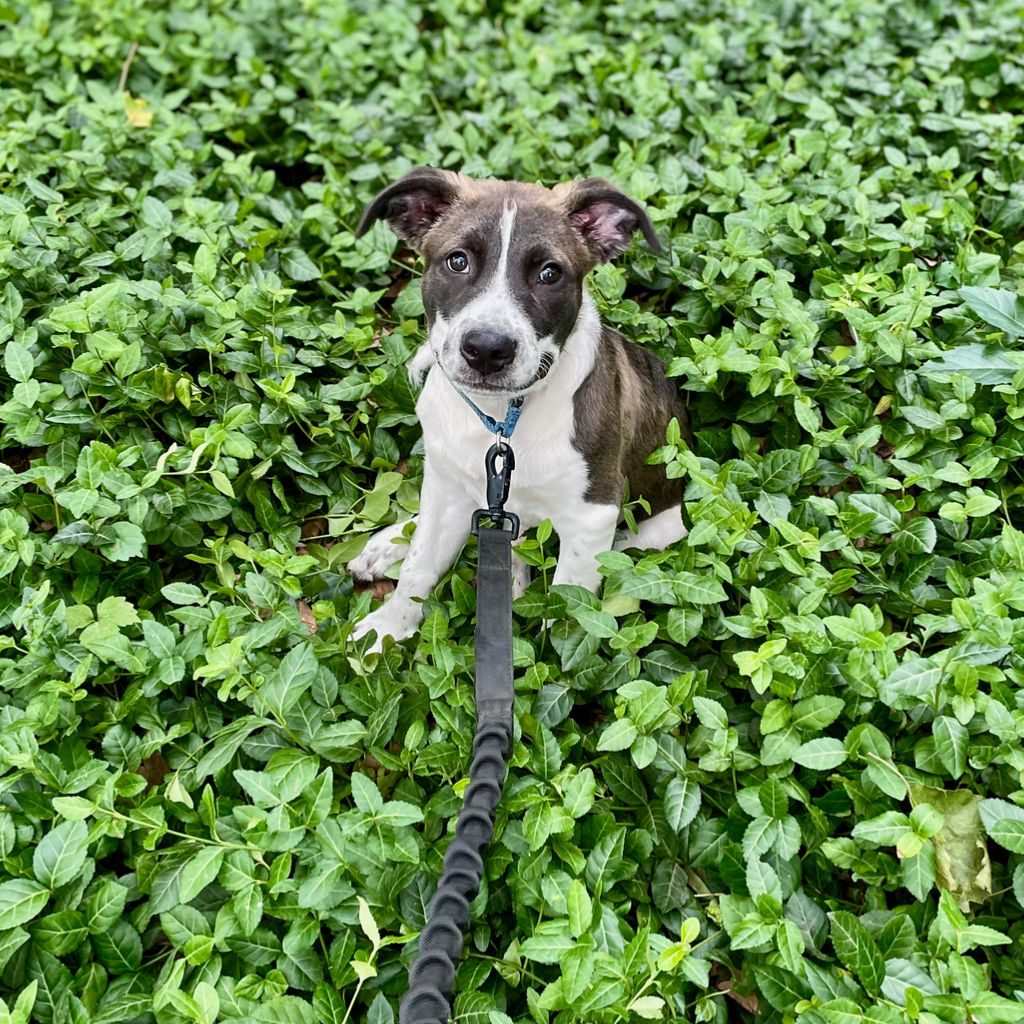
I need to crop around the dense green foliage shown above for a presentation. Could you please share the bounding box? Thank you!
[3,0,1024,1021]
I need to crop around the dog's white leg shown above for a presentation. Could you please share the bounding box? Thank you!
[351,469,473,651]
[511,543,531,599]
[551,502,620,591]
[614,503,687,552]
[347,518,415,581]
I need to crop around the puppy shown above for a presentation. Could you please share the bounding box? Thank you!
[349,168,688,650]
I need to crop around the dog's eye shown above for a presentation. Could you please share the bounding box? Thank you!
[446,251,470,274]
[539,263,562,284]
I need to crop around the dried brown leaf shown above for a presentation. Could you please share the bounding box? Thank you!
[297,599,317,635]
[138,752,170,787]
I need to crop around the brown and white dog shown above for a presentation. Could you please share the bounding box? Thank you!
[349,168,688,650]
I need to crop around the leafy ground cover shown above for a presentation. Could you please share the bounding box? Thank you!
[3,0,1024,1021]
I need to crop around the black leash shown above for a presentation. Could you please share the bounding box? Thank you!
[398,439,519,1024]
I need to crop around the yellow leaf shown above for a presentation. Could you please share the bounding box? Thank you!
[357,895,380,948]
[124,91,154,128]
[350,960,377,982]
[174,376,193,410]
[166,775,194,809]
[911,785,991,908]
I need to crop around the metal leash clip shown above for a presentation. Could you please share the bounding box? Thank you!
[471,440,520,538]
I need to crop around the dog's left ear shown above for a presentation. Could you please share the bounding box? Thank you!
[564,178,662,262]
[356,166,463,250]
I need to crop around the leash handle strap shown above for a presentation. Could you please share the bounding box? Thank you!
[473,526,515,726]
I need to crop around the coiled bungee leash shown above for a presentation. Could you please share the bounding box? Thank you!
[399,395,523,1024]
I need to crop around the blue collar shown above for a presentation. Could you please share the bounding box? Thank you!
[454,388,524,439]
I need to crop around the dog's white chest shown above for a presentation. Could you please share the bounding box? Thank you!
[417,367,590,530]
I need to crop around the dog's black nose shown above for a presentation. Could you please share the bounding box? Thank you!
[460,330,517,375]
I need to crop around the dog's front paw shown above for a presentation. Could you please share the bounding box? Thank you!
[350,599,423,653]
[347,521,411,582]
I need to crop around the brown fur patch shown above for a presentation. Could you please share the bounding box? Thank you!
[572,326,688,514]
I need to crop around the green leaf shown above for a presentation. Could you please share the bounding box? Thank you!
[0,927,29,973]
[791,696,844,731]
[628,995,665,1019]
[313,984,346,1024]
[283,250,322,281]
[776,920,805,976]
[520,922,575,964]
[533,722,563,780]
[563,769,596,818]
[350,771,382,813]
[933,717,968,779]
[849,493,900,534]
[986,819,1024,854]
[572,606,618,638]
[79,622,144,671]
[792,738,847,770]
[674,573,727,605]
[902,841,936,900]
[87,879,128,934]
[260,642,319,718]
[967,991,1024,1023]
[921,343,1020,385]
[597,718,638,751]
[829,911,885,995]
[161,582,206,606]
[366,993,393,1024]
[692,696,728,730]
[852,811,911,846]
[194,243,217,283]
[234,769,280,807]
[664,776,701,832]
[561,940,595,1003]
[4,340,34,382]
[178,847,225,903]
[880,659,941,706]
[376,800,423,827]
[963,491,1000,517]
[96,595,139,628]
[0,879,50,929]
[960,286,1024,337]
[142,195,173,230]
[892,517,937,554]
[297,864,350,911]
[666,607,702,645]
[960,924,1011,949]
[566,880,593,937]
[33,820,89,889]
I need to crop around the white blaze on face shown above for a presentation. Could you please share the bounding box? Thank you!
[494,198,516,287]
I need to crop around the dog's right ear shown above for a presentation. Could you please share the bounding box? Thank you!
[356,167,463,249]
[562,178,662,262]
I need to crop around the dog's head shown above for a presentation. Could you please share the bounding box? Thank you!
[357,168,661,397]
